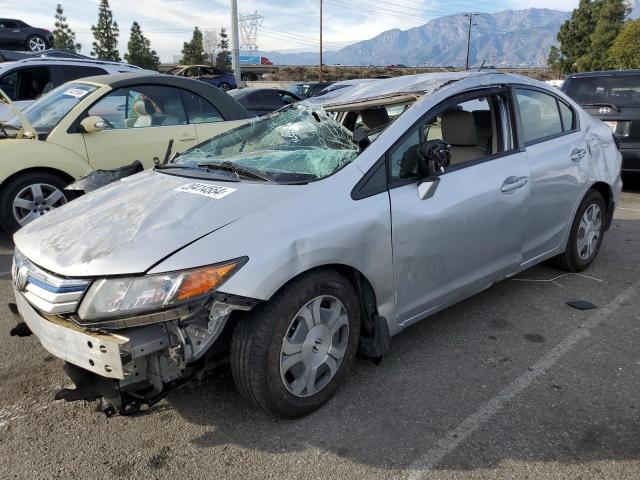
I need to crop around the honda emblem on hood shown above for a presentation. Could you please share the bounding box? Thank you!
[599,107,611,115]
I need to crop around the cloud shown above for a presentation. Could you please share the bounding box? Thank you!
[0,0,583,61]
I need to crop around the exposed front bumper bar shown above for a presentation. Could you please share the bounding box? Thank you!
[15,290,169,380]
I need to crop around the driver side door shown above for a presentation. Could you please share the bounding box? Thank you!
[388,88,530,325]
[82,85,198,170]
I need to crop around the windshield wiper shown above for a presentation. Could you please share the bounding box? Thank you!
[198,161,275,182]
[581,103,619,111]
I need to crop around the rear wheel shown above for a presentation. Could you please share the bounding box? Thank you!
[27,35,48,52]
[0,172,69,233]
[551,190,606,272]
[230,270,360,418]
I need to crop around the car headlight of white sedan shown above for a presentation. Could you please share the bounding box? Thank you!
[78,258,246,320]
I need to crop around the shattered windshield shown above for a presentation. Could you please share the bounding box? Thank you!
[173,105,358,183]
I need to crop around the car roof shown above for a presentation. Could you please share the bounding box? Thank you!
[302,71,549,109]
[566,70,640,78]
[0,56,142,70]
[77,72,251,121]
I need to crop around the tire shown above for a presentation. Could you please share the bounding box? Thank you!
[219,82,231,92]
[0,171,69,233]
[26,35,48,52]
[230,269,361,418]
[550,190,606,272]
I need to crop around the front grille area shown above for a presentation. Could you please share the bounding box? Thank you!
[13,250,90,315]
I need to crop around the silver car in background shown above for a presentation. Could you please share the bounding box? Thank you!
[11,72,622,417]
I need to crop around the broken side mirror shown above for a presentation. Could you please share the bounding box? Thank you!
[417,140,450,200]
[80,115,110,133]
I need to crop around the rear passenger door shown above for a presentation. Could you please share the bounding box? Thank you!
[514,87,588,264]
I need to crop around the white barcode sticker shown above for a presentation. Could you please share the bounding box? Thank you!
[175,182,236,199]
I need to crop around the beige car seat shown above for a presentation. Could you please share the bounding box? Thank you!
[441,111,486,165]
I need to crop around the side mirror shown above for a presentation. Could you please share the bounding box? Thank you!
[80,115,110,133]
[416,140,450,200]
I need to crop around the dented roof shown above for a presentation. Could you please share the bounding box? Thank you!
[303,71,498,109]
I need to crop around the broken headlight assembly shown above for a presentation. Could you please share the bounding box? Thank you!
[77,258,247,321]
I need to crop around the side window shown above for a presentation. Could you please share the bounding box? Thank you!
[2,67,52,100]
[0,21,17,28]
[184,67,199,78]
[88,86,187,129]
[0,70,18,99]
[87,89,127,128]
[558,101,575,132]
[180,90,224,123]
[389,93,512,182]
[279,91,298,105]
[60,66,108,83]
[515,89,563,144]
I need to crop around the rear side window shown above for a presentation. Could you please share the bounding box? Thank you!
[59,66,108,83]
[0,21,17,28]
[515,89,563,144]
[250,90,282,107]
[180,90,224,123]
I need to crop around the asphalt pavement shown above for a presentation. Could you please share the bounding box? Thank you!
[0,177,639,479]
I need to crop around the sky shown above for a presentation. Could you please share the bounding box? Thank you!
[0,0,623,62]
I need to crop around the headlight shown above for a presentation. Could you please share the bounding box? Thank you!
[78,258,246,320]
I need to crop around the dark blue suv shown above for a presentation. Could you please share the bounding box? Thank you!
[167,65,237,91]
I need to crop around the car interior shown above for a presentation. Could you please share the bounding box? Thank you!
[0,67,51,100]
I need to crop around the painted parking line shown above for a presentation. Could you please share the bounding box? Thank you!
[404,280,640,479]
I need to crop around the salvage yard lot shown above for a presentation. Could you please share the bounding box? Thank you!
[1,180,639,480]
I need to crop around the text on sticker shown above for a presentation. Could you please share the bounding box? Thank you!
[64,88,89,98]
[175,182,237,199]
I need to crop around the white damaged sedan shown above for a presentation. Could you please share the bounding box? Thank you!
[11,72,622,417]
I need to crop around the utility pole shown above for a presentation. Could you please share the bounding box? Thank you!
[230,0,241,85]
[319,0,323,82]
[464,13,478,70]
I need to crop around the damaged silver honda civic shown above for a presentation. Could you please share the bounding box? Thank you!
[11,72,622,417]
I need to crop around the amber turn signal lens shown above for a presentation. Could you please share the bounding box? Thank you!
[177,263,238,301]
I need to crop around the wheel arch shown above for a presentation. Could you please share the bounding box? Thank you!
[0,167,75,194]
[265,263,391,362]
[588,181,614,231]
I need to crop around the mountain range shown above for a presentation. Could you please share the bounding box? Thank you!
[254,7,613,67]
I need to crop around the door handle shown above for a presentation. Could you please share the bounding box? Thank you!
[501,176,528,194]
[571,147,587,162]
[179,134,196,141]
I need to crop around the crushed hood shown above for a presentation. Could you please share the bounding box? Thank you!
[14,170,289,277]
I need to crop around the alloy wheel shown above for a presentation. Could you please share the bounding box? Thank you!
[576,203,602,261]
[28,37,47,52]
[13,183,67,226]
[279,295,349,398]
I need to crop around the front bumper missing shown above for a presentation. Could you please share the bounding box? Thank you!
[15,291,169,380]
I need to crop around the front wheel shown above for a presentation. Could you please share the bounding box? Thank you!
[551,190,606,272]
[0,172,69,233]
[27,35,48,52]
[230,270,360,418]
[218,82,231,92]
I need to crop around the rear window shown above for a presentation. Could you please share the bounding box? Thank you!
[563,75,640,107]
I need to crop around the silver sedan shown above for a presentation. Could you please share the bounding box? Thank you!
[12,71,622,417]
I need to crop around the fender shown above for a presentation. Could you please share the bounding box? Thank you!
[0,139,93,184]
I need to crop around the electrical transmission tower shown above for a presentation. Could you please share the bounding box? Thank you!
[238,12,264,54]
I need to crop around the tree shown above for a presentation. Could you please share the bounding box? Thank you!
[610,18,640,68]
[124,22,159,70]
[580,0,630,70]
[216,28,230,68]
[547,46,563,75]
[91,0,120,61]
[203,30,218,65]
[53,4,81,53]
[181,27,205,65]
[556,0,601,73]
